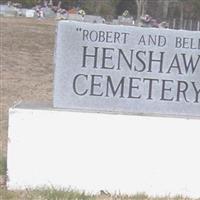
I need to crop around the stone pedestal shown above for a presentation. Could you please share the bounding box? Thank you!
[7,104,200,198]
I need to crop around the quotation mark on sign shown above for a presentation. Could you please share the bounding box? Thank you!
[76,28,82,32]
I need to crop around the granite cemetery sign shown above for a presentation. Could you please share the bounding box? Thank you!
[54,21,200,118]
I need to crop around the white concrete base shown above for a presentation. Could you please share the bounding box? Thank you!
[7,105,200,198]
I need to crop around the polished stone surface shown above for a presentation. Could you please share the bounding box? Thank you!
[54,21,200,118]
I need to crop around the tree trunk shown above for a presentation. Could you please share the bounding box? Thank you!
[136,0,147,22]
[136,0,141,21]
[162,0,170,19]
[141,0,147,16]
[180,1,184,29]
[49,0,53,6]
[57,1,62,9]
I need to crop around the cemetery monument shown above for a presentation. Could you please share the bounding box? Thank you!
[7,19,200,198]
[54,21,200,118]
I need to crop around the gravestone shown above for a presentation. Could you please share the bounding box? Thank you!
[43,7,55,18]
[84,15,105,24]
[118,16,134,25]
[67,14,83,21]
[56,12,68,20]
[54,20,200,118]
[0,5,17,17]
[0,5,7,16]
[17,8,27,17]
[25,9,35,18]
[112,19,119,25]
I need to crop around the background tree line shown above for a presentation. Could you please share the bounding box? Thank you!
[3,0,200,22]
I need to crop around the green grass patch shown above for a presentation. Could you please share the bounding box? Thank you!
[0,155,7,176]
[0,188,199,200]
[0,188,94,200]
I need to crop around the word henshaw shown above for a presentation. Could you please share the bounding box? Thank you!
[53,21,200,117]
[72,47,200,103]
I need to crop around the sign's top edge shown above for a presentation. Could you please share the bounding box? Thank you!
[58,20,200,33]
[8,103,200,121]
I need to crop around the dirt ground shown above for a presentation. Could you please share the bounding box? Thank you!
[0,17,56,185]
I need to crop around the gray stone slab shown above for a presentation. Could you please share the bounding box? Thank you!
[54,21,200,118]
[67,14,83,21]
[17,8,27,17]
[84,15,105,23]
[43,7,55,18]
[118,16,134,25]
[112,19,119,25]
[0,5,17,17]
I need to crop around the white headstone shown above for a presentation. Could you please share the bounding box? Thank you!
[54,21,200,118]
[25,9,35,18]
[0,5,17,17]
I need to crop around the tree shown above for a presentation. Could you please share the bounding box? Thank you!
[177,0,200,28]
[178,0,187,29]
[135,0,148,22]
[162,0,170,19]
[191,0,200,19]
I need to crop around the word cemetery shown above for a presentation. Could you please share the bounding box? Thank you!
[7,18,200,199]
[54,21,200,118]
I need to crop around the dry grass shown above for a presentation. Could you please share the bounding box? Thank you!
[0,17,55,183]
[0,188,198,200]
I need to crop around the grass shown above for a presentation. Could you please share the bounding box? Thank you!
[0,156,7,176]
[0,188,93,200]
[0,188,199,200]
